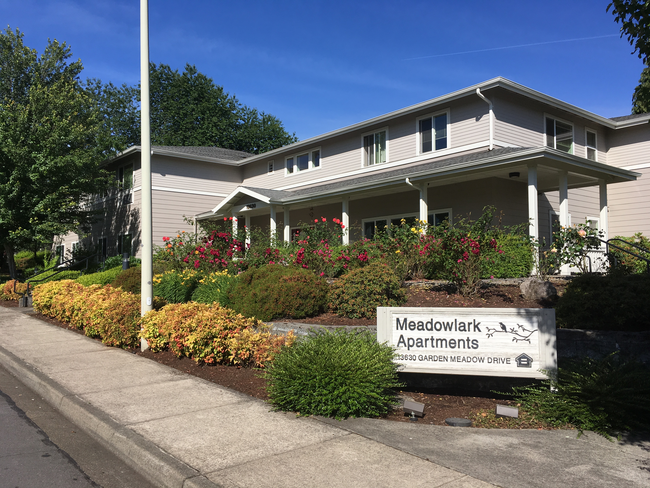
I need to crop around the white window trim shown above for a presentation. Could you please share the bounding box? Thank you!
[360,126,389,167]
[544,113,574,155]
[284,147,322,176]
[585,128,598,162]
[416,109,450,156]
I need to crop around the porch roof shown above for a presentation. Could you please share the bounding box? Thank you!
[199,146,639,218]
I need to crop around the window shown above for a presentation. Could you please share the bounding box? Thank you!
[363,215,417,239]
[118,164,134,204]
[117,234,132,256]
[55,245,64,266]
[545,117,573,154]
[362,130,387,166]
[585,129,597,161]
[285,148,321,175]
[100,237,107,259]
[268,161,274,174]
[418,112,448,154]
[427,209,452,226]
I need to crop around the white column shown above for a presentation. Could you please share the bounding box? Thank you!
[231,212,238,236]
[419,184,429,223]
[245,215,251,247]
[528,164,539,274]
[527,164,538,242]
[599,179,608,242]
[270,205,277,237]
[283,207,291,243]
[342,197,350,245]
[559,171,570,275]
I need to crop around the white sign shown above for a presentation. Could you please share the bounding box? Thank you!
[377,307,557,379]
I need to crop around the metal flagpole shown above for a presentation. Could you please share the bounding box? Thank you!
[140,0,153,350]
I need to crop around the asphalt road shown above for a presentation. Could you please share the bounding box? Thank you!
[0,364,157,488]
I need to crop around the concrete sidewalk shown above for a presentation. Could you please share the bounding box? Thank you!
[1,306,648,488]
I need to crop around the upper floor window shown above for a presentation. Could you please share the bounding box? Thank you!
[418,112,448,154]
[545,117,573,154]
[585,129,597,161]
[362,129,387,166]
[285,148,321,175]
[117,164,133,190]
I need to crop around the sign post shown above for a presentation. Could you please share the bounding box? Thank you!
[377,308,557,379]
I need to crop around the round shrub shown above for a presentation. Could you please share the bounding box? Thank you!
[140,302,294,366]
[228,264,328,321]
[153,269,201,304]
[556,272,650,331]
[191,270,237,306]
[111,266,141,294]
[265,329,403,419]
[329,262,406,319]
[482,233,534,278]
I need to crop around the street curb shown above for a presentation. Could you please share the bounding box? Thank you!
[0,343,222,488]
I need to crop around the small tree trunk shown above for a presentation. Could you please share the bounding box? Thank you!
[4,243,17,280]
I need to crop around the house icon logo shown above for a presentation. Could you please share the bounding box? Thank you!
[515,353,533,368]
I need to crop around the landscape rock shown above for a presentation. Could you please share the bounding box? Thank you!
[520,278,557,301]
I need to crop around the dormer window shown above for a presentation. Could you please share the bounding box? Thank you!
[418,112,448,154]
[362,129,387,166]
[585,129,597,161]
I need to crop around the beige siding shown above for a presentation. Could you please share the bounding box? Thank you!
[241,97,489,190]
[151,189,225,252]
[606,124,650,168]
[152,155,242,196]
[493,91,608,163]
[608,168,650,237]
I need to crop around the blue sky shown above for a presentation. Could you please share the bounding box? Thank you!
[2,0,645,141]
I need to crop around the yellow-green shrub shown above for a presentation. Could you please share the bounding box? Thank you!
[2,280,28,300]
[140,302,294,367]
[32,280,141,348]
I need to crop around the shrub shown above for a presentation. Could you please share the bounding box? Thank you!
[608,233,650,274]
[140,302,294,366]
[26,270,81,285]
[228,265,328,321]
[483,233,534,278]
[190,270,237,306]
[111,266,142,294]
[265,329,403,419]
[153,269,201,304]
[555,272,650,331]
[1,280,28,300]
[329,262,406,319]
[32,280,141,348]
[508,354,650,438]
[101,255,141,270]
[76,266,124,286]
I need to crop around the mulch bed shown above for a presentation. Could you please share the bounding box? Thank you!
[1,282,568,430]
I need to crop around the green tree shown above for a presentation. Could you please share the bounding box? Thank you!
[84,78,140,156]
[608,1,650,113]
[89,63,298,155]
[0,27,110,278]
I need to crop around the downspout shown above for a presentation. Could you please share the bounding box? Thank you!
[476,88,494,151]
[405,177,416,189]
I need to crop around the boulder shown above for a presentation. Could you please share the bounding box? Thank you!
[520,278,557,301]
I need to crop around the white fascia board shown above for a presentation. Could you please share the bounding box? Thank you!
[209,187,274,215]
[612,115,650,128]
[101,146,244,167]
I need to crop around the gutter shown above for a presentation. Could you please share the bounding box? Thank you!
[475,88,494,150]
